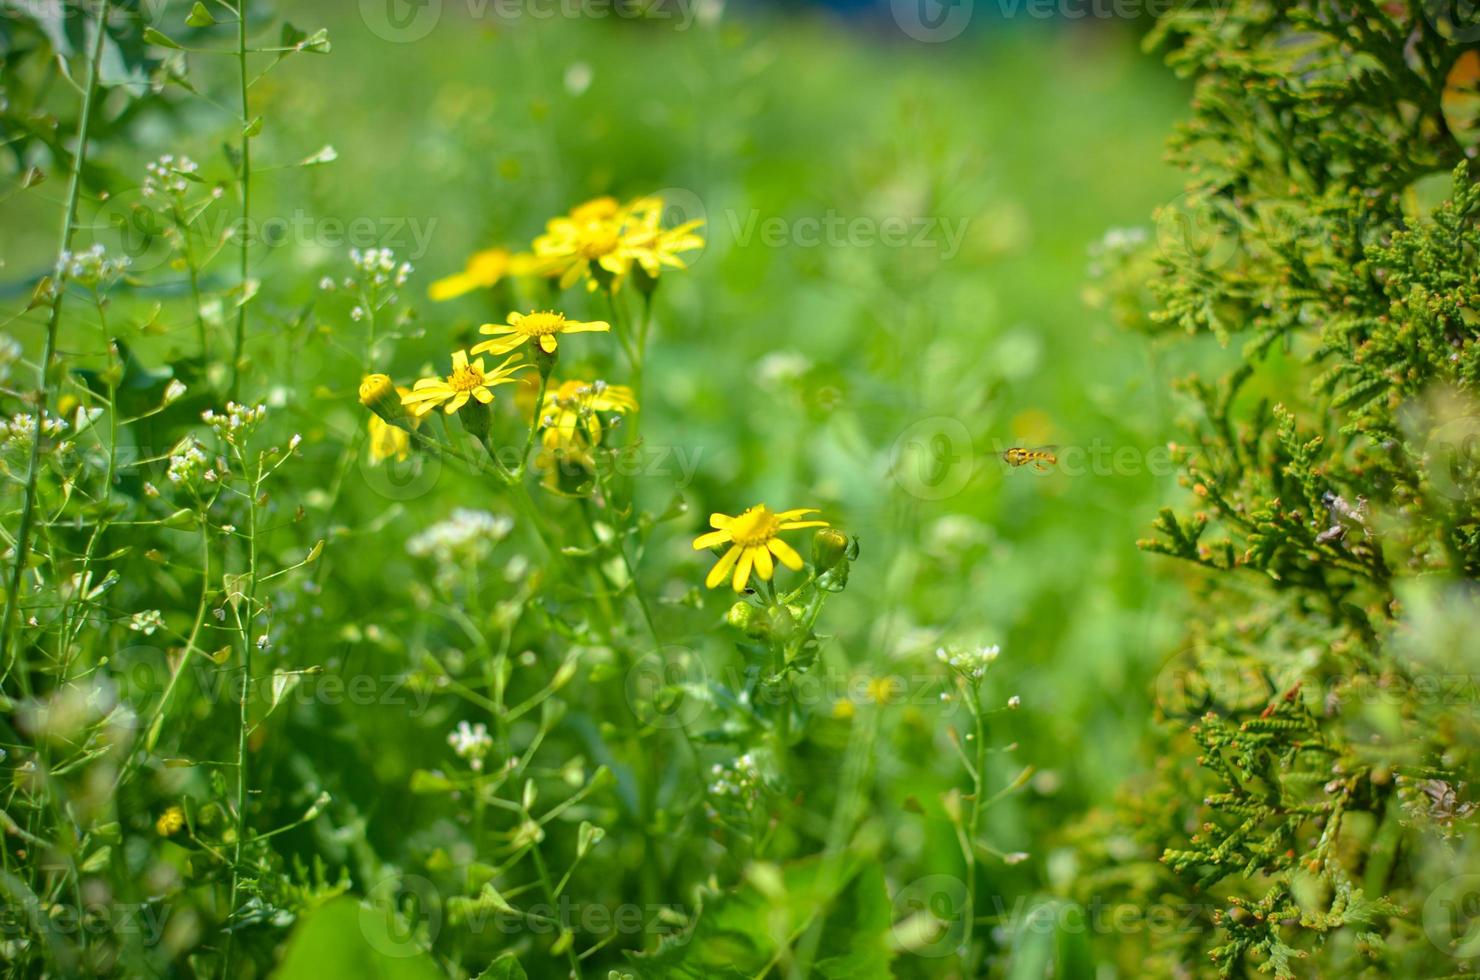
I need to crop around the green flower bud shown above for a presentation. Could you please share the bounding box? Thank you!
[725,601,755,632]
[459,398,493,439]
[812,527,851,572]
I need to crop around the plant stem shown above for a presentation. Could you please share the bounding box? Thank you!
[0,0,111,682]
[230,0,253,399]
[223,456,262,976]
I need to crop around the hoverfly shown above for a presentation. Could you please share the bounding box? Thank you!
[1001,446,1058,472]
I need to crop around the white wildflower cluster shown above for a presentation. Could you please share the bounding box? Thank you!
[142,154,199,199]
[448,720,493,771]
[58,244,130,289]
[0,412,69,448]
[407,509,513,566]
[166,436,224,489]
[202,402,267,444]
[937,643,1001,682]
[346,247,412,292]
[708,752,763,808]
[128,610,166,635]
[0,334,21,383]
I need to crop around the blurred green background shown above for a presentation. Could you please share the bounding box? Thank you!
[4,2,1200,972]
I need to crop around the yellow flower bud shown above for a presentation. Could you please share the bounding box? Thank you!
[358,374,406,425]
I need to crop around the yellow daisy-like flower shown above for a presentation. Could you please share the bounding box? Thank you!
[400,350,529,418]
[540,379,638,451]
[156,805,185,837]
[623,196,705,278]
[693,505,830,592]
[428,247,510,302]
[530,212,639,290]
[472,310,611,357]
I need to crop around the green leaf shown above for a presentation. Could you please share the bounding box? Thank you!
[276,898,443,980]
[474,954,527,980]
[142,27,183,50]
[185,2,216,27]
[629,852,893,979]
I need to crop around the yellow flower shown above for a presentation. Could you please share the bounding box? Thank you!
[540,379,637,450]
[472,310,610,357]
[530,213,638,290]
[156,805,185,837]
[623,196,705,278]
[693,504,830,592]
[400,350,529,418]
[367,384,420,464]
[428,247,510,301]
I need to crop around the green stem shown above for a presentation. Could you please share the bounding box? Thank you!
[230,0,253,399]
[1,0,112,683]
[223,458,262,976]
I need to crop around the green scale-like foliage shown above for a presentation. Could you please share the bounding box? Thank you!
[1081,1,1480,976]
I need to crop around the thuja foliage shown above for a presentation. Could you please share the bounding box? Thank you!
[1079,1,1480,976]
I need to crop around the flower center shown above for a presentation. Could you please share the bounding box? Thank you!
[448,365,485,393]
[519,312,567,336]
[729,506,779,548]
[579,228,619,258]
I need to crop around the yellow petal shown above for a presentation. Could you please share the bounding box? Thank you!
[693,529,733,550]
[732,549,755,592]
[563,319,611,333]
[471,336,525,357]
[767,538,804,571]
[479,323,518,336]
[539,334,558,353]
[754,545,774,581]
[705,546,741,589]
[472,387,494,404]
[775,508,820,521]
[451,349,469,371]
[778,521,829,531]
[446,392,469,414]
[710,513,734,529]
